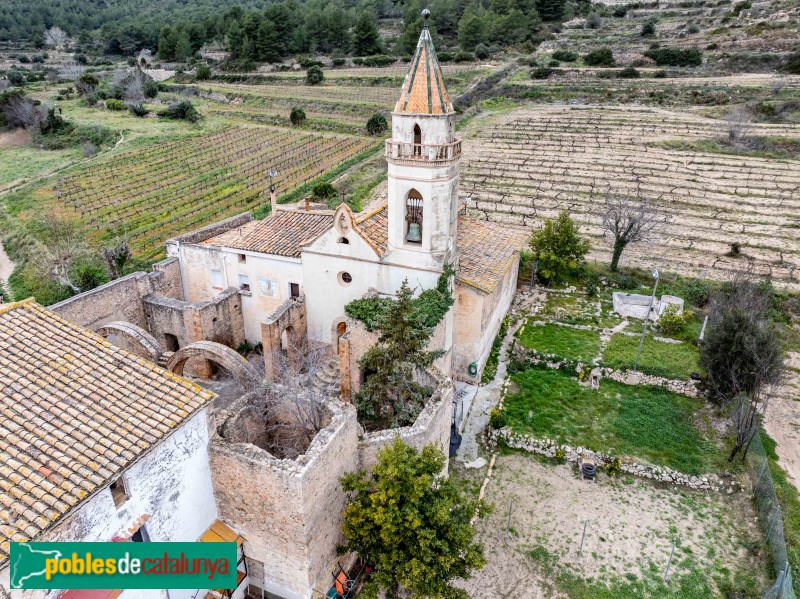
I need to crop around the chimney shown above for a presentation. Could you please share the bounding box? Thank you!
[270,185,277,215]
[304,197,310,211]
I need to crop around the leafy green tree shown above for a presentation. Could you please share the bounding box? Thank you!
[340,438,488,599]
[352,11,381,56]
[458,10,485,51]
[365,113,387,135]
[529,211,590,284]
[196,63,212,80]
[356,279,445,430]
[535,0,565,21]
[174,30,193,61]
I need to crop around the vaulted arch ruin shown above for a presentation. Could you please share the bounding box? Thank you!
[95,321,163,363]
[167,341,261,390]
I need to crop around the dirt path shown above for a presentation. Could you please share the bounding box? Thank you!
[763,358,800,488]
[0,239,14,297]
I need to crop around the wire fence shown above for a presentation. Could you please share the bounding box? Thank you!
[746,431,796,599]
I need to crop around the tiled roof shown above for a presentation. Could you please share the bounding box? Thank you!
[0,300,214,564]
[457,219,529,294]
[394,25,452,115]
[355,205,388,254]
[204,209,334,257]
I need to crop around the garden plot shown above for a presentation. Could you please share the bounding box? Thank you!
[459,453,765,599]
[461,106,800,288]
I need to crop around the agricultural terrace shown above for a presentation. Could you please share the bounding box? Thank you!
[460,106,800,287]
[54,126,377,259]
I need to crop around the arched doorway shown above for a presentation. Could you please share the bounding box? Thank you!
[95,322,163,363]
[166,341,260,390]
[280,326,293,355]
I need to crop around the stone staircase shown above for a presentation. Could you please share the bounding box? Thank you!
[312,357,341,397]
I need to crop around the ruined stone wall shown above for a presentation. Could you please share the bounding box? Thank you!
[49,258,184,332]
[210,397,360,599]
[261,297,307,380]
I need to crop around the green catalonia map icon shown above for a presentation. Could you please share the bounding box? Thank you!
[10,543,63,589]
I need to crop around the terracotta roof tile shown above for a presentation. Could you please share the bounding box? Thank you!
[355,205,389,253]
[456,219,529,294]
[395,26,452,115]
[0,300,214,566]
[203,208,334,257]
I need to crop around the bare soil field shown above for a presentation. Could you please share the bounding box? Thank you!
[461,105,800,287]
[458,453,765,598]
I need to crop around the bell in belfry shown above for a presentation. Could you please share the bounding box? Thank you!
[406,222,422,243]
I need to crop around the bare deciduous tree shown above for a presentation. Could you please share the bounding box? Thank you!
[44,26,69,48]
[3,95,45,130]
[250,338,333,459]
[101,226,132,279]
[722,107,754,145]
[33,220,90,291]
[59,63,86,81]
[600,181,665,271]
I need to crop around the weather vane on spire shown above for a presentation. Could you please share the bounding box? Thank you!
[421,8,431,27]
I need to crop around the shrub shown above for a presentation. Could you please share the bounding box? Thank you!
[653,69,668,78]
[475,43,491,59]
[289,107,306,125]
[644,47,703,66]
[728,241,741,256]
[612,6,628,17]
[158,100,201,122]
[641,19,656,36]
[786,53,800,75]
[105,98,125,110]
[530,67,552,79]
[605,457,622,476]
[552,49,578,62]
[687,23,700,34]
[455,51,475,62]
[332,57,346,67]
[355,54,395,67]
[8,71,26,86]
[490,408,508,429]
[586,12,602,29]
[306,65,324,85]
[127,102,148,117]
[583,47,615,67]
[299,58,323,68]
[731,0,750,14]
[657,304,693,336]
[195,64,212,80]
[311,181,336,201]
[554,447,567,463]
[366,113,387,136]
[617,66,641,78]
[683,279,711,308]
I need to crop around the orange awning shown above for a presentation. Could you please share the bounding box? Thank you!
[200,519,245,546]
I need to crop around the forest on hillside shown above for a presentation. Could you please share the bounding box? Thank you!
[0,0,584,59]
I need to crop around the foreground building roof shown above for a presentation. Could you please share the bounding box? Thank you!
[0,299,214,563]
[394,23,453,115]
[456,219,529,294]
[205,208,334,257]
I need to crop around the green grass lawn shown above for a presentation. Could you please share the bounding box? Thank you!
[504,368,716,474]
[518,322,601,363]
[603,334,701,380]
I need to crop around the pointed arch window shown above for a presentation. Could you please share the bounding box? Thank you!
[405,189,423,244]
[413,124,422,156]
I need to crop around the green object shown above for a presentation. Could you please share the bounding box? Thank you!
[406,222,422,243]
[468,361,478,376]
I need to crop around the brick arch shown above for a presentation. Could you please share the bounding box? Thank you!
[95,321,162,363]
[166,341,260,389]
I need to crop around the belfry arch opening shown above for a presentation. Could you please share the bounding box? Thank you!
[405,189,423,244]
[413,123,422,155]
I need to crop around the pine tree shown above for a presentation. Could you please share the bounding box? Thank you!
[255,20,281,62]
[340,438,488,599]
[156,25,177,60]
[356,279,442,430]
[536,0,566,21]
[352,11,381,56]
[173,30,192,62]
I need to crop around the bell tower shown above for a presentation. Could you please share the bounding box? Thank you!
[384,9,461,272]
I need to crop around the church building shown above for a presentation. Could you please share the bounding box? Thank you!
[172,17,527,385]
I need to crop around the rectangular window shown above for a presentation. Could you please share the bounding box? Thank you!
[239,274,251,293]
[110,477,129,508]
[238,253,247,264]
[211,269,224,289]
[290,283,300,299]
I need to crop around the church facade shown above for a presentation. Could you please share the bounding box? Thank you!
[171,22,527,384]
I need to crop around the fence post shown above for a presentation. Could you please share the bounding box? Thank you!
[774,563,787,599]
[506,500,513,537]
[766,506,782,545]
[578,520,588,557]
[663,540,676,584]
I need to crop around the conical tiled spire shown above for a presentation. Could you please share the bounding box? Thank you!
[394,11,453,115]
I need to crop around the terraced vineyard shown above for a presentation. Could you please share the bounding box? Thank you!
[55,126,378,259]
[461,106,800,286]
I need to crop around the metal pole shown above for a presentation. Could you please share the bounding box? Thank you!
[774,564,787,599]
[634,276,659,373]
[506,500,513,536]
[578,520,588,556]
[663,540,676,584]
[766,506,782,544]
